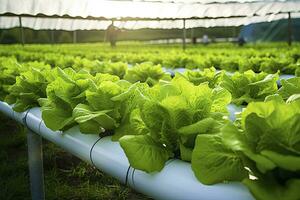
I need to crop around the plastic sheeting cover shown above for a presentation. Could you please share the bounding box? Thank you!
[1,13,300,30]
[1,0,300,19]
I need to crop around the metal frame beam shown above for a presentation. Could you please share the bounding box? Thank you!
[182,19,186,50]
[288,12,292,46]
[1,11,299,21]
[51,30,55,44]
[18,16,25,45]
[27,128,45,200]
[73,30,77,43]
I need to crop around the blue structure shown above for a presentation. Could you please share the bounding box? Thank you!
[240,18,300,42]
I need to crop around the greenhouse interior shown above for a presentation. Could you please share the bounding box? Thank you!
[0,0,300,200]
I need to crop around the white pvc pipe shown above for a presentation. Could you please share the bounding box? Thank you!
[12,107,29,124]
[0,101,14,119]
[277,74,295,86]
[91,136,131,184]
[279,74,295,80]
[0,101,254,200]
[25,107,100,164]
[128,160,254,200]
[227,103,244,121]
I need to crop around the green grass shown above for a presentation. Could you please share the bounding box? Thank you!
[0,113,151,200]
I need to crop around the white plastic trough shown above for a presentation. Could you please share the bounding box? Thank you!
[0,101,254,200]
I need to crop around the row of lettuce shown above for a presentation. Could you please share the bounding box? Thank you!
[2,57,298,106]
[0,43,300,75]
[1,57,300,200]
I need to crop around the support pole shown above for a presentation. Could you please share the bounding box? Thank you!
[182,19,186,50]
[18,16,25,46]
[288,12,292,46]
[27,128,45,200]
[191,28,196,45]
[73,30,77,43]
[51,30,55,44]
[0,30,3,41]
[232,27,236,39]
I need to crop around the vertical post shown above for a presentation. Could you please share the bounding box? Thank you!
[288,12,292,46]
[182,19,186,50]
[18,16,25,46]
[73,30,77,43]
[232,27,236,39]
[51,30,55,44]
[191,28,195,44]
[191,27,197,45]
[27,128,45,200]
[0,30,3,41]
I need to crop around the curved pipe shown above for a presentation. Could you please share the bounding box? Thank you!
[0,102,254,200]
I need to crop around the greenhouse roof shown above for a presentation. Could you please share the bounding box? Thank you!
[0,0,299,30]
[1,0,300,20]
[1,13,299,30]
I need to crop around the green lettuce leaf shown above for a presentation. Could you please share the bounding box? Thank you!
[278,77,300,100]
[119,134,172,173]
[124,62,171,86]
[40,68,93,131]
[220,70,278,105]
[192,125,248,184]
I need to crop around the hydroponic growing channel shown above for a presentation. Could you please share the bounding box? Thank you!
[0,43,300,200]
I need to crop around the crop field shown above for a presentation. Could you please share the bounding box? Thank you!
[1,43,300,74]
[0,42,300,200]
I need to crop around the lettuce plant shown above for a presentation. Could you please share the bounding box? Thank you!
[124,62,171,86]
[192,97,300,200]
[5,66,54,112]
[92,61,128,79]
[39,68,94,131]
[119,76,231,172]
[111,82,150,140]
[73,78,128,134]
[181,67,222,88]
[220,70,279,105]
[0,57,26,100]
[278,77,300,100]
